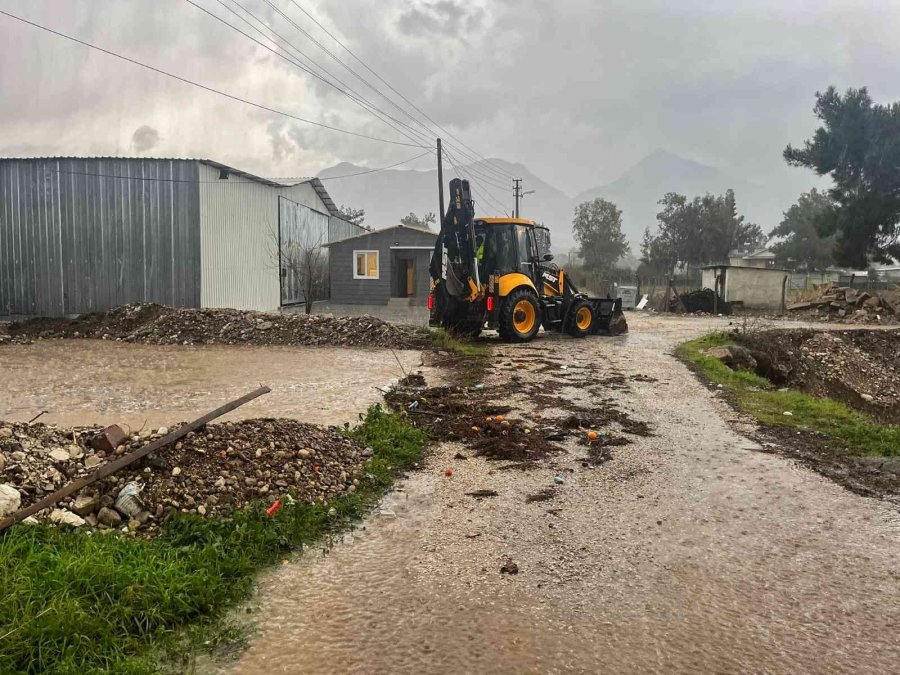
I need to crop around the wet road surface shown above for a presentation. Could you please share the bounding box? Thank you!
[222,314,900,674]
[0,341,429,428]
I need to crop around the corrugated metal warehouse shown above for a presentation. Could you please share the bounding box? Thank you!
[0,157,363,317]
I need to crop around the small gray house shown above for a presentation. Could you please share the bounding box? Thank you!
[326,224,436,306]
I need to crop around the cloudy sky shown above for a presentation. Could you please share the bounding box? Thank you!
[2,0,899,198]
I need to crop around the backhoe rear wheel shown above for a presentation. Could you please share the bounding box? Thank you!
[566,300,594,338]
[499,288,541,343]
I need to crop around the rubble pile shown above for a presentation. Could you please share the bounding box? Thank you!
[732,328,900,424]
[787,286,900,324]
[0,418,372,534]
[3,303,429,349]
[672,288,731,315]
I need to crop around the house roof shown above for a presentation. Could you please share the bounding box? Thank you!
[729,247,776,259]
[0,156,342,218]
[323,223,437,247]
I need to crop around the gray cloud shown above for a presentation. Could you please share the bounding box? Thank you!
[131,125,160,153]
[2,0,899,223]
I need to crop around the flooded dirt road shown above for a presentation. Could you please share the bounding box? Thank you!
[224,314,900,674]
[0,341,429,428]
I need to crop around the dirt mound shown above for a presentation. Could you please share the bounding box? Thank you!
[787,285,900,324]
[4,303,429,350]
[0,418,370,534]
[736,328,900,423]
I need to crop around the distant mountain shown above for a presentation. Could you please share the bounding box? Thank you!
[575,149,802,249]
[318,158,577,250]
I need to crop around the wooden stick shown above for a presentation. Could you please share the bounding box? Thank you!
[0,386,271,532]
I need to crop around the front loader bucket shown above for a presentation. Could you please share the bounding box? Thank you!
[588,297,628,335]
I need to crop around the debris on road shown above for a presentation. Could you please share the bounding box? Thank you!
[465,489,499,498]
[499,557,519,575]
[3,303,429,350]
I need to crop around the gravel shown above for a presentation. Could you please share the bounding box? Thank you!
[0,418,373,534]
[3,303,429,350]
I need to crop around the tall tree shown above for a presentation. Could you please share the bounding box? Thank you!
[400,212,436,229]
[572,198,630,274]
[784,86,900,266]
[337,204,365,227]
[769,189,836,270]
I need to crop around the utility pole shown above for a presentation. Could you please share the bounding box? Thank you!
[513,178,522,218]
[437,138,445,219]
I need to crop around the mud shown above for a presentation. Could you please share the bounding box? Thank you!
[0,341,432,429]
[215,314,900,675]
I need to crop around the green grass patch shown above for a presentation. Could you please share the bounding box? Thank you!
[677,333,900,457]
[429,328,491,386]
[0,406,428,674]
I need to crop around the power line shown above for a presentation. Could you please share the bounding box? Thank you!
[195,0,435,150]
[443,148,512,215]
[284,0,517,181]
[444,153,509,216]
[0,8,426,148]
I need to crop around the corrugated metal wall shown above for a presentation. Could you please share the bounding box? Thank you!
[0,158,201,317]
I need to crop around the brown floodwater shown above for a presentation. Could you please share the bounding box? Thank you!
[0,340,431,428]
[217,314,900,674]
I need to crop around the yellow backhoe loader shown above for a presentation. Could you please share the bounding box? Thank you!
[428,179,627,342]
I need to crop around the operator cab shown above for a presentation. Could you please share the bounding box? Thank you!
[473,218,554,289]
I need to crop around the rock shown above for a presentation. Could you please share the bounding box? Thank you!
[0,453,5,471]
[90,425,127,454]
[72,494,100,516]
[705,345,757,372]
[257,321,274,331]
[298,449,311,458]
[128,518,141,531]
[0,427,13,438]
[198,505,207,516]
[49,509,86,527]
[84,455,103,469]
[0,484,22,517]
[861,393,874,402]
[500,558,519,575]
[172,467,182,476]
[156,426,169,436]
[48,448,70,462]
[97,506,123,528]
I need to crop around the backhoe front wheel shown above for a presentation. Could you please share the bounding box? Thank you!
[499,288,541,343]
[566,300,594,338]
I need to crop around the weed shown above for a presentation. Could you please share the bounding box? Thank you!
[429,328,491,386]
[0,406,427,674]
[677,333,900,456]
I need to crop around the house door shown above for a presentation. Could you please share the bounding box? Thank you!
[406,259,415,296]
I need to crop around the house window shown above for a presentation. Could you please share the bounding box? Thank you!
[354,250,379,279]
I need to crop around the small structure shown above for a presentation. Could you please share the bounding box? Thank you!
[0,157,362,317]
[701,264,790,312]
[728,247,777,268]
[325,224,436,306]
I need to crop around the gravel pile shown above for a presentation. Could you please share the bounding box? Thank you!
[736,328,900,424]
[3,303,429,350]
[0,418,372,534]
[787,286,900,324]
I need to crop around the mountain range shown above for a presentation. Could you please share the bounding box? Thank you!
[319,149,809,260]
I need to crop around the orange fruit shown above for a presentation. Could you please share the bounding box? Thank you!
[496,415,504,423]
[587,431,599,440]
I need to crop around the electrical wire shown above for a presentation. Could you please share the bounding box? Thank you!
[443,148,512,215]
[194,0,436,150]
[284,0,518,181]
[0,8,427,148]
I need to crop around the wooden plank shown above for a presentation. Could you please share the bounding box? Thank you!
[0,385,271,532]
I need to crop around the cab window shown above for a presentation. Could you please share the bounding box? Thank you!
[516,225,535,272]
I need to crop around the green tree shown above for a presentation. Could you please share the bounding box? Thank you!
[572,198,630,274]
[337,204,365,227]
[400,212,436,229]
[769,189,836,270]
[784,86,900,266]
[644,190,763,270]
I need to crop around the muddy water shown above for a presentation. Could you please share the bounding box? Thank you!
[0,341,430,428]
[223,314,900,674]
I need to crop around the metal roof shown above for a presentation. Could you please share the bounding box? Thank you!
[0,156,342,217]
[323,223,436,247]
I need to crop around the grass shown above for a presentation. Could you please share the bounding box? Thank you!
[677,332,900,456]
[429,328,491,386]
[0,406,428,674]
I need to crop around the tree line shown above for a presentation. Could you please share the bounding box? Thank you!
[572,85,900,276]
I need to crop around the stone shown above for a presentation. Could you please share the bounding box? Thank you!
[172,467,182,476]
[90,424,127,454]
[156,426,169,436]
[257,321,274,330]
[197,505,207,516]
[68,445,84,459]
[298,449,311,458]
[128,518,141,531]
[704,345,757,372]
[48,448,70,462]
[84,455,103,469]
[72,494,100,517]
[49,509,86,527]
[0,453,5,471]
[97,506,123,528]
[861,393,874,402]
[0,427,13,438]
[0,483,22,517]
